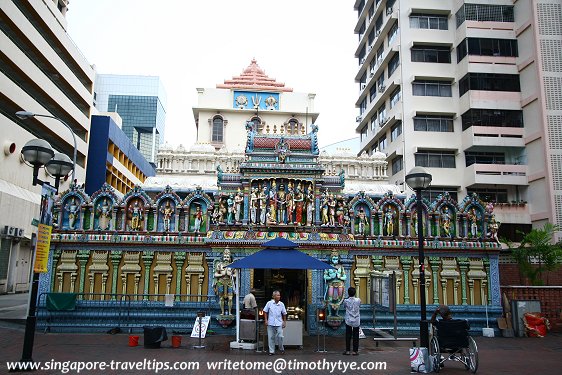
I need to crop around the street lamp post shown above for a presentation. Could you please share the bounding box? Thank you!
[16,111,77,184]
[17,111,75,366]
[405,167,432,349]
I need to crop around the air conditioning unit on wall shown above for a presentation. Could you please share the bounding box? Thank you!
[1,225,24,238]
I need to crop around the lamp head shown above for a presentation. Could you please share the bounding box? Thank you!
[21,139,54,167]
[405,167,432,190]
[15,111,35,120]
[46,152,73,178]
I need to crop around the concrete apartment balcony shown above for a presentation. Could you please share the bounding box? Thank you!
[464,163,528,187]
[491,203,531,224]
[462,126,525,151]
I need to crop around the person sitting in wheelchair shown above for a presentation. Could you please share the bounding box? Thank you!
[430,305,478,373]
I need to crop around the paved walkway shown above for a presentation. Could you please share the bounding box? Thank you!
[0,321,560,374]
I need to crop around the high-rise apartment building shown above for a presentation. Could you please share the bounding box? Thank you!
[354,0,561,239]
[0,0,95,293]
[94,74,167,163]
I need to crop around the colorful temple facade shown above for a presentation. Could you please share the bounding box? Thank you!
[41,120,503,334]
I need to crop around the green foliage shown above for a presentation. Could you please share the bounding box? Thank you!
[506,223,562,286]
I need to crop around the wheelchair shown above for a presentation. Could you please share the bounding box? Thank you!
[429,319,478,373]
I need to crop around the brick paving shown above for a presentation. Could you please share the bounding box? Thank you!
[0,322,560,374]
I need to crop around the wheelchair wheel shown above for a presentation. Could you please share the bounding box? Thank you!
[463,336,478,373]
[429,337,440,373]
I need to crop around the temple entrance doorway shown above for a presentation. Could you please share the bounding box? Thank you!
[252,269,308,330]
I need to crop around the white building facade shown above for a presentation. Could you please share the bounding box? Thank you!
[150,60,396,194]
[354,0,561,240]
[0,0,95,293]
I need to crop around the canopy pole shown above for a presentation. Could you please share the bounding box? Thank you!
[235,269,240,343]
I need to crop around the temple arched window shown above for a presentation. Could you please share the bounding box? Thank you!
[212,116,224,143]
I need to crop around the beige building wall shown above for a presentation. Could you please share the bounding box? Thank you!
[0,0,95,293]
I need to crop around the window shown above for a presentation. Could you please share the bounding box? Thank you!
[376,73,385,89]
[360,125,368,141]
[250,116,263,132]
[391,121,402,141]
[360,98,367,115]
[376,45,384,65]
[414,115,454,132]
[390,88,401,108]
[456,4,514,28]
[459,73,520,96]
[421,187,458,202]
[358,45,366,65]
[377,105,387,124]
[370,116,377,131]
[368,28,375,45]
[375,15,383,34]
[357,0,365,17]
[415,150,456,168]
[465,152,505,166]
[410,13,448,30]
[457,38,518,62]
[388,53,400,76]
[411,46,451,63]
[467,188,508,203]
[392,156,403,175]
[412,80,452,97]
[370,84,377,102]
[212,116,224,143]
[388,22,399,46]
[379,135,387,150]
[461,109,523,129]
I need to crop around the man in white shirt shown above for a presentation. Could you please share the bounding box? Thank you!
[243,288,257,309]
[263,290,287,355]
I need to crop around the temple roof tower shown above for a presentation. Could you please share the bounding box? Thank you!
[216,59,293,92]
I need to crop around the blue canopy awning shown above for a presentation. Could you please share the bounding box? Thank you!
[228,238,334,270]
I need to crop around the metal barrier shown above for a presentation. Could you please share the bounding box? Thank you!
[37,293,217,333]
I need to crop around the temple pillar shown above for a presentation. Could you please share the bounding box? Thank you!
[110,251,121,295]
[174,252,186,296]
[458,257,469,305]
[400,256,412,305]
[142,251,153,300]
[77,250,90,294]
[429,257,440,304]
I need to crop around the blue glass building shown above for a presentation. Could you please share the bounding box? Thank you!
[94,74,167,162]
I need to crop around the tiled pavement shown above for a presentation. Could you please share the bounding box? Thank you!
[0,322,560,374]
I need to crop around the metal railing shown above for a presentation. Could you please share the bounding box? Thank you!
[37,293,217,333]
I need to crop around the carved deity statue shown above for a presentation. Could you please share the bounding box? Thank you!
[128,200,144,231]
[66,198,79,230]
[357,208,369,236]
[324,250,347,316]
[384,208,394,236]
[487,214,500,243]
[306,184,315,226]
[268,181,277,224]
[234,189,244,223]
[160,201,174,232]
[213,248,237,316]
[192,205,203,233]
[259,186,267,224]
[328,193,336,226]
[321,191,329,226]
[277,184,287,224]
[294,183,304,225]
[96,199,112,231]
[250,187,258,224]
[468,208,479,237]
[440,207,452,237]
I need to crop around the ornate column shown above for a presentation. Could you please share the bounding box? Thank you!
[152,252,173,300]
[56,250,78,293]
[174,252,186,296]
[50,248,62,291]
[377,212,383,237]
[458,257,469,305]
[88,251,110,300]
[142,251,153,300]
[110,251,121,295]
[399,256,411,304]
[429,257,440,304]
[77,250,90,294]
[484,257,493,305]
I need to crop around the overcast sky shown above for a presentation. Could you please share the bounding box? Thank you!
[66,0,359,148]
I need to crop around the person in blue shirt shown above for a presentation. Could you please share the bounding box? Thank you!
[263,290,287,355]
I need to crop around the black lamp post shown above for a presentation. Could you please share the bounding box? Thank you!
[18,127,74,366]
[405,166,432,348]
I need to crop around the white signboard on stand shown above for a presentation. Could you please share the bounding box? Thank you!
[190,316,211,338]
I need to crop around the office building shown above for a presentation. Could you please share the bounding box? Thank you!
[85,114,156,195]
[353,0,562,239]
[0,0,94,293]
[94,74,167,163]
